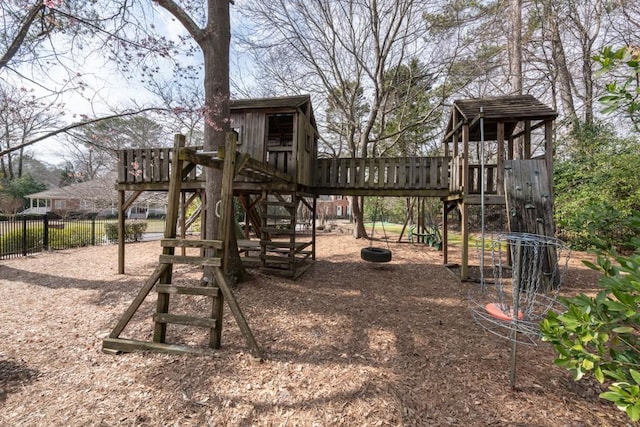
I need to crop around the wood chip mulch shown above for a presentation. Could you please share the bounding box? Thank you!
[0,231,630,426]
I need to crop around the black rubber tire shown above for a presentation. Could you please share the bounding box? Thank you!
[361,247,392,263]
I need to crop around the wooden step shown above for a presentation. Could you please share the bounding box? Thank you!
[260,227,295,235]
[260,214,295,220]
[159,254,221,266]
[153,313,217,329]
[261,255,295,264]
[239,256,261,267]
[102,337,216,355]
[156,284,220,297]
[261,241,313,252]
[161,238,223,250]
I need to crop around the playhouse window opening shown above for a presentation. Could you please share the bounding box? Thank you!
[267,114,294,147]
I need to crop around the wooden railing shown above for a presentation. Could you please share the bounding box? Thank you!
[118,148,500,197]
[449,155,500,195]
[117,148,200,185]
[315,157,449,192]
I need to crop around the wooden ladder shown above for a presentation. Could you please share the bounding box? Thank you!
[259,193,313,279]
[102,238,226,355]
[103,133,262,358]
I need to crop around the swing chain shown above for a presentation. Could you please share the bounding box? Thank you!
[370,199,390,250]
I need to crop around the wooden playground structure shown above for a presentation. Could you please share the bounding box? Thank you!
[103,94,558,356]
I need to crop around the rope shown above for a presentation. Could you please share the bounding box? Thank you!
[370,198,390,250]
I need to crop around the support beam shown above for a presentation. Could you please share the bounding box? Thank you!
[461,202,469,281]
[154,134,186,344]
[118,190,125,274]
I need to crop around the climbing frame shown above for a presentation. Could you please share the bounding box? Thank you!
[103,134,262,358]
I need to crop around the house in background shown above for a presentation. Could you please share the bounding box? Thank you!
[317,195,351,221]
[23,174,166,219]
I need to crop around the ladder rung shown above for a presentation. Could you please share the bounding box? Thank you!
[260,227,295,234]
[102,338,216,355]
[159,254,221,266]
[260,214,294,220]
[153,313,217,329]
[156,284,220,297]
[261,255,294,264]
[161,238,223,250]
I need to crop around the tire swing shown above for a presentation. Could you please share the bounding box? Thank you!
[361,201,392,263]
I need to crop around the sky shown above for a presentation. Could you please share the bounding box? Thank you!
[18,3,254,166]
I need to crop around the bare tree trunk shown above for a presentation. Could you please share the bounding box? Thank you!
[155,0,246,283]
[509,0,523,95]
[352,196,368,238]
[543,1,578,125]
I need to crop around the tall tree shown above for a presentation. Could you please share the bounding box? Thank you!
[240,0,449,238]
[509,0,523,95]
[0,84,63,180]
[61,114,167,180]
[152,0,242,281]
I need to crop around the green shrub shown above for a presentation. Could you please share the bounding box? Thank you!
[0,226,43,254]
[104,221,148,242]
[48,224,94,249]
[541,231,640,421]
[556,202,637,252]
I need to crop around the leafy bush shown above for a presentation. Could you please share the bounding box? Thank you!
[0,226,43,254]
[48,224,94,249]
[556,202,637,252]
[541,231,640,421]
[554,122,640,251]
[104,221,148,242]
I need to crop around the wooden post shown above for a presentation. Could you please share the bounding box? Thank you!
[153,134,186,343]
[218,132,238,272]
[180,192,186,257]
[442,201,449,264]
[452,110,459,157]
[524,120,531,159]
[462,123,470,196]
[117,190,125,274]
[497,122,505,196]
[312,197,317,261]
[544,120,554,201]
[461,202,469,281]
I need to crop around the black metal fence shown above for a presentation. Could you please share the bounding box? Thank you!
[0,215,114,260]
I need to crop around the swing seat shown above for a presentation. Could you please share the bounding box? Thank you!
[361,247,392,263]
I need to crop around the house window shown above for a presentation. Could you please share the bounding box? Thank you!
[337,205,343,217]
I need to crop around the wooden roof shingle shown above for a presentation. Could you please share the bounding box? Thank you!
[445,94,557,141]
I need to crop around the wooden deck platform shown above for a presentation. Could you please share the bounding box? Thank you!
[116,148,453,197]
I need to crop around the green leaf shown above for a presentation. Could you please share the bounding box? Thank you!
[631,369,640,385]
[627,405,640,422]
[600,391,623,402]
[603,300,629,312]
[613,326,635,334]
[595,366,605,383]
[582,359,595,370]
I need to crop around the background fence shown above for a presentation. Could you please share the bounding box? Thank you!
[0,216,164,260]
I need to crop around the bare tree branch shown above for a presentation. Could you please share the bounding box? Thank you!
[0,3,44,70]
[0,107,168,158]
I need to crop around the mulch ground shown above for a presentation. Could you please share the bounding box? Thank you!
[0,231,630,426]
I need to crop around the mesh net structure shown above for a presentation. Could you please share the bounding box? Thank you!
[470,232,571,343]
[468,232,571,387]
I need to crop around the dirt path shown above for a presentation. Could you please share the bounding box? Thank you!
[0,233,626,426]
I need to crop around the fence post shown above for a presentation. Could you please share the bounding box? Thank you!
[22,216,27,256]
[43,215,49,250]
[91,217,96,246]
